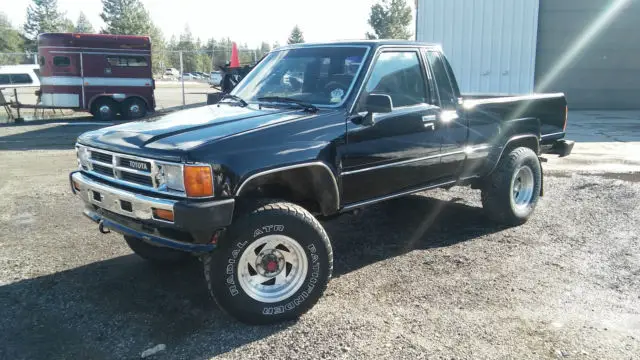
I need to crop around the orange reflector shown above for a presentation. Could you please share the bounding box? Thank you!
[184,165,214,197]
[153,208,175,222]
[72,180,81,191]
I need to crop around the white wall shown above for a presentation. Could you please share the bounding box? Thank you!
[416,0,540,94]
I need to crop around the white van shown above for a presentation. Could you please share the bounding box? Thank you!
[0,64,41,89]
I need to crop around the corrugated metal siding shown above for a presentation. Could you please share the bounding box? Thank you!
[416,0,540,94]
[535,0,640,109]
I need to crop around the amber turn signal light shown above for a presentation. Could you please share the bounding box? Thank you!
[72,180,81,191]
[153,208,175,222]
[184,165,213,197]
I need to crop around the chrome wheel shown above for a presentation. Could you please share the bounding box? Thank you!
[510,165,535,209]
[237,235,308,303]
[99,105,111,115]
[129,103,141,115]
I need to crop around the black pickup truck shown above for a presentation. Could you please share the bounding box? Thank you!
[70,40,574,324]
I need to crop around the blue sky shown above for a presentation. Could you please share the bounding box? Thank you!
[4,0,416,47]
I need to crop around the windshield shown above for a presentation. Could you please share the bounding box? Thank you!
[232,46,368,106]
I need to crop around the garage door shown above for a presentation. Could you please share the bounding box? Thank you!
[535,0,640,109]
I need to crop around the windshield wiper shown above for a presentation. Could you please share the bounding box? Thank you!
[219,93,248,107]
[257,96,318,112]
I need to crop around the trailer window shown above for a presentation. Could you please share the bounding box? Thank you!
[53,56,71,67]
[0,75,9,85]
[106,56,148,67]
[10,74,33,84]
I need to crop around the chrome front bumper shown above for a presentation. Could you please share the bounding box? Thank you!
[71,171,176,223]
[70,171,235,253]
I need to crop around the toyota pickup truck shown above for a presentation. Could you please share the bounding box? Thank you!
[70,40,574,324]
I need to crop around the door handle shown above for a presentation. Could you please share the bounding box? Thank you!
[422,115,436,130]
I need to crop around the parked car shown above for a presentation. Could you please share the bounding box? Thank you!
[70,40,574,325]
[0,64,41,89]
[164,68,180,77]
[180,73,196,80]
[209,71,223,86]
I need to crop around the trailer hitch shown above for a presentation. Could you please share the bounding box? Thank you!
[98,220,111,234]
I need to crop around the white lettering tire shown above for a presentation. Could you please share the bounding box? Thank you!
[204,201,333,324]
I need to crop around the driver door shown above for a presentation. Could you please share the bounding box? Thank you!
[341,49,448,205]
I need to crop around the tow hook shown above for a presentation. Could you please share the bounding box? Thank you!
[98,220,111,234]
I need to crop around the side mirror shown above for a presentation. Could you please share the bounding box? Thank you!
[365,94,393,114]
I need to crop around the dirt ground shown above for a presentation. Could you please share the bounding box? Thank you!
[0,110,638,359]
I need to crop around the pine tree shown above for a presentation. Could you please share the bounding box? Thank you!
[366,0,412,40]
[0,12,26,64]
[101,0,165,75]
[287,25,304,44]
[100,0,152,35]
[75,12,95,33]
[23,0,65,40]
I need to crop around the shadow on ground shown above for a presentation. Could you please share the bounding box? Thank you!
[0,195,504,359]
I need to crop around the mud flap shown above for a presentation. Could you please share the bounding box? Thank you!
[539,158,544,197]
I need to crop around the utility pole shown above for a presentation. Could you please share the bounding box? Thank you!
[180,51,185,107]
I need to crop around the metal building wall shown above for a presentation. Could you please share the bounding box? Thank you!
[416,0,540,94]
[535,0,640,109]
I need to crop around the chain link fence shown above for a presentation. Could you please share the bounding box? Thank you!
[1,47,263,122]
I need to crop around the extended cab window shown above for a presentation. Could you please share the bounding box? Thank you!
[53,56,71,67]
[362,51,428,108]
[425,51,457,109]
[106,56,148,67]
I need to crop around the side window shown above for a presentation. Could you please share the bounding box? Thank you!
[425,51,457,109]
[53,56,71,67]
[106,56,148,67]
[38,56,45,66]
[0,74,10,85]
[362,51,428,108]
[10,74,33,84]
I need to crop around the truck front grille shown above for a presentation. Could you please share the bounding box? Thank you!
[87,149,156,189]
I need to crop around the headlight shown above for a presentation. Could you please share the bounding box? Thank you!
[158,164,185,192]
[76,145,90,169]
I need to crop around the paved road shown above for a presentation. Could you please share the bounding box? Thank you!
[0,111,638,359]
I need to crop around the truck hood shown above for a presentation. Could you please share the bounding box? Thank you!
[78,104,313,158]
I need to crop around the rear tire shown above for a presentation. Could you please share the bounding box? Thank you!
[481,147,542,225]
[122,98,147,120]
[124,235,191,265]
[91,98,119,121]
[204,201,333,324]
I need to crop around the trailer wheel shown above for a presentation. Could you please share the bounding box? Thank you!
[122,98,147,120]
[91,98,119,121]
[204,201,333,324]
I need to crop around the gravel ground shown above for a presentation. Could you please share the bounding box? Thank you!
[0,118,639,359]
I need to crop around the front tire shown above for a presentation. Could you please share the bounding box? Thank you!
[481,147,542,225]
[124,236,191,265]
[204,201,333,324]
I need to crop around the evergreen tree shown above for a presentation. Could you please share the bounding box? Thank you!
[75,12,95,33]
[101,0,165,75]
[23,0,65,40]
[0,12,26,64]
[287,25,304,44]
[365,0,412,40]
